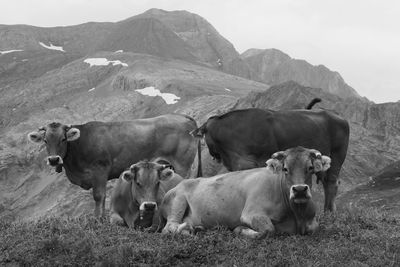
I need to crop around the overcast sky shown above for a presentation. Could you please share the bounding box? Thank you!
[1,0,399,103]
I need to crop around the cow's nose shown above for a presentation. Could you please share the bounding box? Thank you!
[47,156,61,166]
[144,202,156,211]
[290,184,311,202]
[293,185,309,193]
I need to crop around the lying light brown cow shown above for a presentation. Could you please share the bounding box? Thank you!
[160,146,331,238]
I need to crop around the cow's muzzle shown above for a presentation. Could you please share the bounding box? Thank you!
[139,201,157,212]
[139,201,157,220]
[290,184,311,203]
[47,155,63,166]
[46,156,63,173]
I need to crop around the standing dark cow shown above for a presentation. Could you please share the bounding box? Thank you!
[110,158,183,229]
[193,105,349,212]
[28,114,200,217]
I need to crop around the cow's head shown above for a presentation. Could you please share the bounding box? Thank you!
[266,146,331,204]
[122,159,174,219]
[28,122,80,172]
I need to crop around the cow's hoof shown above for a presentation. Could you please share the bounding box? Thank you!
[110,213,125,226]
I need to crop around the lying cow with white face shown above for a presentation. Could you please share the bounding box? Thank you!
[161,147,331,238]
[110,159,183,229]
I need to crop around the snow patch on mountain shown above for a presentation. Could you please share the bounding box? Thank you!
[39,42,65,52]
[84,58,128,67]
[135,86,180,104]
[0,49,23,55]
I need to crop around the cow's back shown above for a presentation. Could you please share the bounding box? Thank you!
[162,167,281,229]
[65,114,198,185]
[204,108,349,170]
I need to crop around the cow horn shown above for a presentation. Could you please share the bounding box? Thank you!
[309,149,322,159]
[271,151,286,160]
[63,124,72,131]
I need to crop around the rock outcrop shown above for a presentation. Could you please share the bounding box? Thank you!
[241,48,360,99]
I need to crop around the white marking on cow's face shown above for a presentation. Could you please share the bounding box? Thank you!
[139,201,158,211]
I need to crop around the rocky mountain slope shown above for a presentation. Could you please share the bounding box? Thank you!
[241,48,360,99]
[1,9,399,221]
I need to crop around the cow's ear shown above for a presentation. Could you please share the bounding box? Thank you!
[160,168,174,181]
[66,128,80,141]
[28,131,44,143]
[271,151,286,161]
[313,155,331,172]
[266,159,283,173]
[122,171,135,182]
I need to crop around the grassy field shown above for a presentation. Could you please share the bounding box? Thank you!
[1,207,399,266]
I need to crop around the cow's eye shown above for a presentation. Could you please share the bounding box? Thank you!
[61,137,67,142]
[308,166,314,172]
[136,181,142,187]
[282,167,288,173]
[44,139,47,144]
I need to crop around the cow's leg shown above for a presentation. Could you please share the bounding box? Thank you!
[322,159,342,212]
[110,211,125,226]
[92,178,107,218]
[306,217,319,234]
[124,211,140,228]
[236,204,275,239]
[162,194,189,234]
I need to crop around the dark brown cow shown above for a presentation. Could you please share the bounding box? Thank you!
[161,147,330,237]
[28,114,200,217]
[110,158,183,229]
[193,105,349,212]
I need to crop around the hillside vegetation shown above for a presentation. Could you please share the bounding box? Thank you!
[1,207,399,266]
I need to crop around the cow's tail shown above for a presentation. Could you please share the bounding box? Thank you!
[190,121,207,137]
[190,122,206,178]
[305,98,322,109]
[196,138,203,177]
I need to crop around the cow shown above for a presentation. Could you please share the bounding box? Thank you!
[160,147,331,238]
[110,158,183,229]
[27,114,200,217]
[192,102,349,212]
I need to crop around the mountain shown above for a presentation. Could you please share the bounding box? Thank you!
[0,9,250,78]
[1,9,399,221]
[241,48,360,99]
[137,9,251,78]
